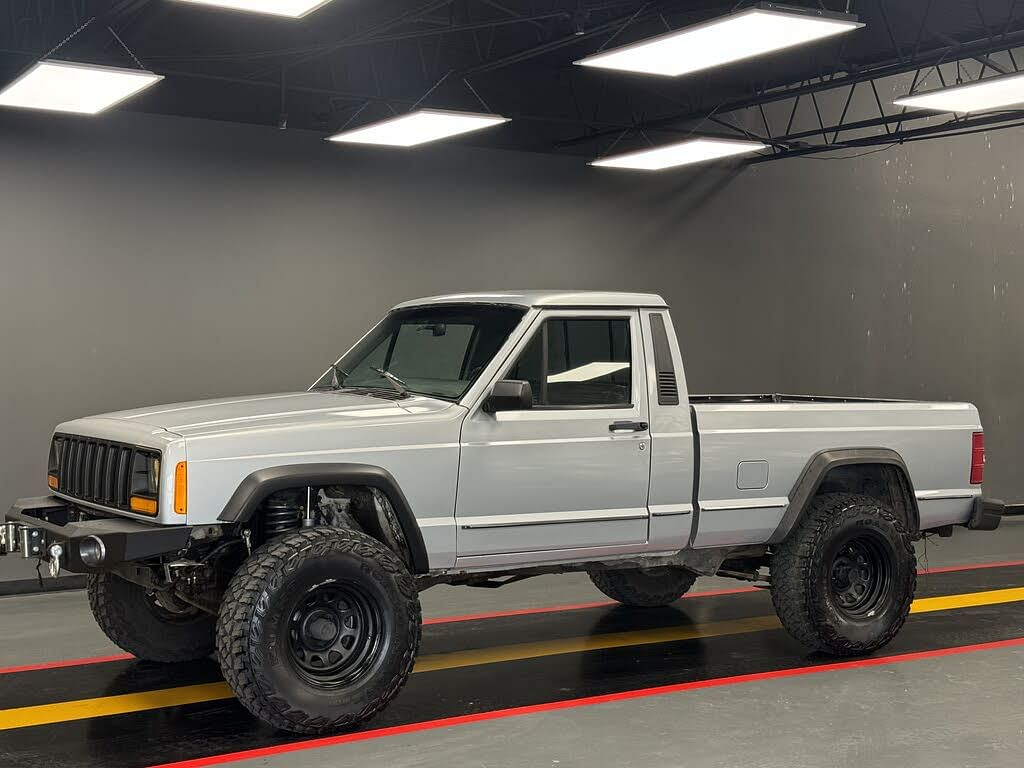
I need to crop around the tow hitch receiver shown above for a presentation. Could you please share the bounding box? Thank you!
[0,521,16,555]
[0,520,62,575]
[0,521,49,559]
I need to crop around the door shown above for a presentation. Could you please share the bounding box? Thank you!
[455,309,652,565]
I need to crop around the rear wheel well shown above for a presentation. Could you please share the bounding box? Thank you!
[813,463,919,536]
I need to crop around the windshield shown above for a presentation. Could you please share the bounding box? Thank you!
[313,304,526,400]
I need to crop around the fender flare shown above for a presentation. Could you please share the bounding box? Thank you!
[768,448,920,544]
[218,463,429,574]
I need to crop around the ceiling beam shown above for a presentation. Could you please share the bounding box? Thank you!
[245,0,459,80]
[556,24,1024,148]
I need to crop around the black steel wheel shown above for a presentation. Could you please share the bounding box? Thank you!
[827,533,894,619]
[771,493,916,657]
[287,582,386,689]
[217,527,420,735]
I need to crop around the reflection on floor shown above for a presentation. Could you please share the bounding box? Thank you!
[0,522,1022,768]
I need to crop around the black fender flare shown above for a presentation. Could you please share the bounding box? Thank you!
[768,448,920,544]
[218,463,429,574]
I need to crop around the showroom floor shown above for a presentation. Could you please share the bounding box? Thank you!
[1,520,1022,768]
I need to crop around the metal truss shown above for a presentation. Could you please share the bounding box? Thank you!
[557,0,1024,160]
[5,0,1024,157]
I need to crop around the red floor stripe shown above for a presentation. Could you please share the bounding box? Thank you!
[0,653,133,676]
[147,635,1024,768]
[4,558,1023,677]
[918,559,1024,575]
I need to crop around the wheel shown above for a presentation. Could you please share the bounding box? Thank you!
[770,493,916,656]
[87,572,216,662]
[588,566,697,607]
[216,527,421,734]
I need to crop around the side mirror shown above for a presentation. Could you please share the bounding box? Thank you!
[483,380,533,413]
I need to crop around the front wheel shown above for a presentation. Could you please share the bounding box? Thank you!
[770,493,916,656]
[216,527,421,734]
[87,572,216,662]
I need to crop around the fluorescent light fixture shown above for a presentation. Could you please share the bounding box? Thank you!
[171,0,337,17]
[591,137,767,171]
[894,70,1024,114]
[328,109,510,148]
[0,60,162,115]
[575,3,862,77]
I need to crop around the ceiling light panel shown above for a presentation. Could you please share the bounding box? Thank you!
[576,4,862,77]
[172,0,337,17]
[0,61,162,115]
[591,138,767,171]
[894,71,1024,113]
[328,109,510,147]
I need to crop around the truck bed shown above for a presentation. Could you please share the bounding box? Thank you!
[687,396,981,548]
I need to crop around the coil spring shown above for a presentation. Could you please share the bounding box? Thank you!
[262,497,300,538]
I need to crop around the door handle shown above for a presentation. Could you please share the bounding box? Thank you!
[609,420,649,433]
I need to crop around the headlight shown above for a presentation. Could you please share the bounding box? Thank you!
[129,451,161,515]
[47,438,63,490]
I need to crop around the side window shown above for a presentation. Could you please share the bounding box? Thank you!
[508,317,632,407]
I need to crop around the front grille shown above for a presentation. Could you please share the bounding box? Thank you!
[54,434,159,513]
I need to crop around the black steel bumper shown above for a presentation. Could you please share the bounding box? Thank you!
[0,496,192,574]
[966,497,1006,531]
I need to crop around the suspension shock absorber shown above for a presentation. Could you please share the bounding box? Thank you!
[260,489,304,538]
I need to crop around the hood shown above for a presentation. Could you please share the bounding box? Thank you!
[95,391,456,438]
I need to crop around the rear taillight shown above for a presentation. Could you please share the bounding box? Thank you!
[970,432,985,485]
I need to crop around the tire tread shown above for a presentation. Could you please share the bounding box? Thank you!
[216,527,421,734]
[87,572,215,663]
[588,567,697,607]
[770,492,916,656]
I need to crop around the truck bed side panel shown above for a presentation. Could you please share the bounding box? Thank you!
[691,401,981,548]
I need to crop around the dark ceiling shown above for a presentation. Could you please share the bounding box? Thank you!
[2,0,1024,158]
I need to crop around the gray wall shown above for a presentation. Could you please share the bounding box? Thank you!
[0,109,1020,522]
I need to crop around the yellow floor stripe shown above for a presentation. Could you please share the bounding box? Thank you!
[2,585,1022,731]
[910,587,1024,614]
[0,682,233,731]
[413,614,781,673]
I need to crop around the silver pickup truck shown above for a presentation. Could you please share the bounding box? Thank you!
[0,290,1003,734]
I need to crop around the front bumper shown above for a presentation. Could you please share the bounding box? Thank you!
[1,496,192,574]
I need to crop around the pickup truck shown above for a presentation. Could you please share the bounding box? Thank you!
[0,290,1003,734]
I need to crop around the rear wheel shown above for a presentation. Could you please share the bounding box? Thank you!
[770,493,916,656]
[216,527,420,734]
[588,566,697,607]
[87,572,216,662]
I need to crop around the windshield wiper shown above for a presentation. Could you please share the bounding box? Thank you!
[371,367,409,397]
[328,363,350,390]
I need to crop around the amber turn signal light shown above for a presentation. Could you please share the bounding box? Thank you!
[47,474,58,490]
[129,496,158,515]
[174,462,188,516]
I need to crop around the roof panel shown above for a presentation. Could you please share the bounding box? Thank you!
[394,290,667,309]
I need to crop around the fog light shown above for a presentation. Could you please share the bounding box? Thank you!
[79,536,106,567]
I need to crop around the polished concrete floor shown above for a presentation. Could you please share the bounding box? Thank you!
[0,520,1022,767]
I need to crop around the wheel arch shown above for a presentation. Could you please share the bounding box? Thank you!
[769,448,920,544]
[218,463,429,574]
